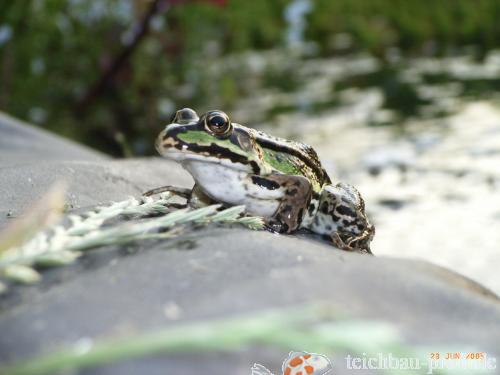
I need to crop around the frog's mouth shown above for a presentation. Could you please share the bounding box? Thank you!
[158,140,257,174]
[168,150,253,172]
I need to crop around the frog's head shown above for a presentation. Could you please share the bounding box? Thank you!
[156,108,268,175]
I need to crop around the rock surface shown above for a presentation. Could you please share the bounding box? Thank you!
[0,112,107,166]
[0,159,192,228]
[0,115,499,374]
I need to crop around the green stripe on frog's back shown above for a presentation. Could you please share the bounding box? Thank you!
[262,148,323,191]
[254,133,330,190]
[262,148,301,175]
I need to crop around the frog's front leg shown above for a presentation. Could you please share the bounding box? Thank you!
[257,174,312,234]
[310,182,374,253]
[188,184,218,208]
[143,184,218,208]
[143,185,191,198]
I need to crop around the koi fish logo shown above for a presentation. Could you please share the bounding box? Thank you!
[252,351,332,375]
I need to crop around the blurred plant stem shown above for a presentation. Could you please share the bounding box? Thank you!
[0,181,66,255]
[113,131,133,157]
[0,303,429,375]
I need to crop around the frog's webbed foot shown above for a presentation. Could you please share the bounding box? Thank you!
[263,174,312,234]
[142,185,192,198]
[330,227,374,254]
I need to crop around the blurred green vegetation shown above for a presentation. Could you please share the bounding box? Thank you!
[307,0,500,56]
[1,0,500,156]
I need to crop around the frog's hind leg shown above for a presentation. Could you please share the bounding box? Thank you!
[262,174,312,234]
[310,182,374,254]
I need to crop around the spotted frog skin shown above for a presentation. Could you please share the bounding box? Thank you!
[149,108,374,253]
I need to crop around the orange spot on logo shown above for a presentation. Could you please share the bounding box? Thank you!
[251,350,332,375]
[289,356,304,367]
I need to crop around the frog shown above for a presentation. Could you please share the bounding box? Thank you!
[145,108,374,253]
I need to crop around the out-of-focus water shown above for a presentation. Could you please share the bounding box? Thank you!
[221,49,500,294]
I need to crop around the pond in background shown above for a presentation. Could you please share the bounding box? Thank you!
[206,48,500,132]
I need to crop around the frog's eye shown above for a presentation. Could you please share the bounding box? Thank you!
[205,111,232,136]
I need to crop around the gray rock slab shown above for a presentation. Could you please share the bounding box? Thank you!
[0,156,499,374]
[0,158,192,229]
[0,227,499,373]
[0,111,107,165]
